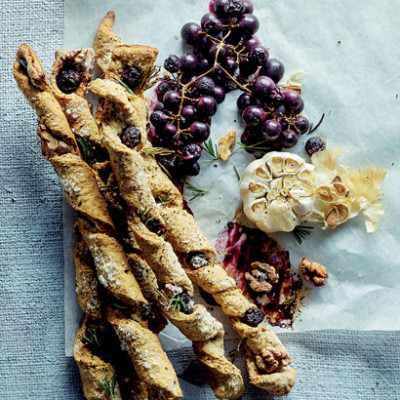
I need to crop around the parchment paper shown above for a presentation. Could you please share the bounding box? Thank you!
[64,0,400,356]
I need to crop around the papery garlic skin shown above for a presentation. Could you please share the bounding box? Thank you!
[240,149,386,234]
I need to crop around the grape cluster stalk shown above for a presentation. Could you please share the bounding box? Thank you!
[149,0,311,179]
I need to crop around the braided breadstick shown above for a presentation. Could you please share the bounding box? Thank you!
[13,45,183,399]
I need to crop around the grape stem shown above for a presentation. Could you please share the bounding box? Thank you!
[175,28,250,132]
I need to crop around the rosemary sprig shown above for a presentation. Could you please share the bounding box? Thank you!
[98,374,117,400]
[77,136,94,163]
[171,296,187,312]
[141,147,175,156]
[157,188,172,204]
[83,324,101,348]
[309,113,325,134]
[141,65,161,91]
[185,181,212,201]
[112,74,134,95]
[201,138,220,162]
[236,140,273,154]
[233,165,241,182]
[228,336,246,361]
[292,225,314,244]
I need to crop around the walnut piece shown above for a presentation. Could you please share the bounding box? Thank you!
[218,129,236,161]
[255,348,291,373]
[300,257,328,287]
[245,262,279,293]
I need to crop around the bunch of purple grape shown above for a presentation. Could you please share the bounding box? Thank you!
[149,0,310,178]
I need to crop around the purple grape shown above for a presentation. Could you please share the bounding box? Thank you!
[239,57,258,76]
[248,45,269,67]
[294,116,310,134]
[208,43,228,62]
[150,110,169,129]
[276,114,289,130]
[182,105,197,121]
[269,85,285,105]
[163,91,181,113]
[238,14,259,36]
[118,125,141,148]
[224,56,238,73]
[164,55,181,73]
[243,0,253,13]
[181,22,202,45]
[237,92,253,111]
[187,162,201,176]
[214,0,246,17]
[195,76,216,95]
[163,123,178,138]
[305,137,325,156]
[152,135,165,147]
[198,56,210,71]
[120,66,142,90]
[157,81,173,101]
[253,76,275,102]
[153,102,165,111]
[182,143,202,162]
[189,121,210,142]
[280,129,299,148]
[242,105,266,127]
[212,85,226,104]
[261,120,282,142]
[294,97,304,113]
[275,104,286,115]
[284,90,302,110]
[243,307,264,327]
[56,69,82,93]
[180,54,198,74]
[201,13,223,35]
[260,57,285,83]
[197,95,217,117]
[244,35,260,49]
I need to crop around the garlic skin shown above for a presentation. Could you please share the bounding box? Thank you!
[240,149,386,234]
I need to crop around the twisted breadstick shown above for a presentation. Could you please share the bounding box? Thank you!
[90,14,296,395]
[13,45,183,399]
[91,17,245,399]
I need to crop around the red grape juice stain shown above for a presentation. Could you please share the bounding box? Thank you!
[215,222,303,328]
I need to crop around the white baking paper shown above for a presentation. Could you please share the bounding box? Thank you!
[64,0,400,357]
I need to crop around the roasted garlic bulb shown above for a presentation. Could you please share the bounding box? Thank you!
[240,149,386,233]
[240,152,316,233]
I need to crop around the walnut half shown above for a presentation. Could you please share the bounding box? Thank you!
[255,348,291,373]
[245,262,279,293]
[300,257,328,287]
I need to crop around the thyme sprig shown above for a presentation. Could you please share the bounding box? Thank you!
[112,74,134,95]
[185,181,212,201]
[77,136,94,163]
[309,113,325,134]
[292,225,314,244]
[201,138,220,162]
[98,374,117,400]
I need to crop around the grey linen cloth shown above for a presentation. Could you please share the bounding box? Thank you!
[0,0,399,399]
